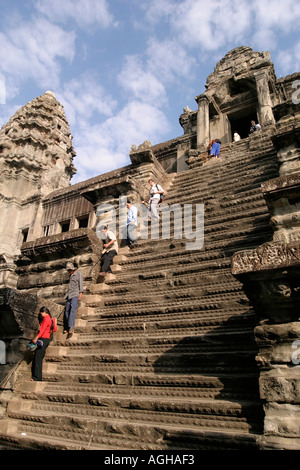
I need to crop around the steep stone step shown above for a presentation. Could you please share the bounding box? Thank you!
[0,407,260,450]
[11,372,261,401]
[49,329,258,358]
[0,130,280,450]
[170,153,277,191]
[7,379,263,441]
[167,163,277,200]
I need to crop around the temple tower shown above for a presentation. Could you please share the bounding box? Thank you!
[195,46,278,148]
[0,91,76,287]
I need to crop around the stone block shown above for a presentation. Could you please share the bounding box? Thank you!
[259,367,300,403]
[264,403,300,437]
[15,381,46,393]
[47,346,68,356]
[0,419,19,435]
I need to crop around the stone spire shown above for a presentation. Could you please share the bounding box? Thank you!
[0,92,77,285]
[0,90,76,195]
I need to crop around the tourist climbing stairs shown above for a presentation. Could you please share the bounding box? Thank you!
[0,134,279,450]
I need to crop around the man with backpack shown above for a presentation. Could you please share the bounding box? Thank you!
[144,179,165,221]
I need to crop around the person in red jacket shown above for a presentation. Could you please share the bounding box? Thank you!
[31,306,57,381]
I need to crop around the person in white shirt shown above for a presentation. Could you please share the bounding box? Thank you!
[126,201,138,248]
[248,120,261,135]
[144,179,164,221]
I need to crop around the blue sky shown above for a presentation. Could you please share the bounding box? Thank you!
[0,0,299,184]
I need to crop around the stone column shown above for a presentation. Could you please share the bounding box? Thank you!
[255,70,275,127]
[195,94,210,150]
[177,143,189,172]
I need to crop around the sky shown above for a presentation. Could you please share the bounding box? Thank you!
[0,0,299,184]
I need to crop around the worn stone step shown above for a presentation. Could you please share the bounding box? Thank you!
[84,296,250,320]
[168,164,277,199]
[0,128,280,451]
[12,377,260,405]
[0,412,260,450]
[9,388,262,419]
[10,384,263,426]
[52,327,257,349]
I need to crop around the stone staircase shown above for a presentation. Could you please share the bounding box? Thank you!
[0,135,279,450]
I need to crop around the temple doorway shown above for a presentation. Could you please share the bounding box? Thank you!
[228,108,258,140]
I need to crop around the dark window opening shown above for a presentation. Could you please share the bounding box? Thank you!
[60,220,70,232]
[78,216,89,228]
[228,109,259,140]
[22,228,29,243]
[43,225,50,236]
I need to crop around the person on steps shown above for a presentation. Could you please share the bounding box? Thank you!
[209,139,221,158]
[143,179,164,221]
[126,200,138,248]
[64,262,83,336]
[248,120,261,135]
[31,306,57,381]
[99,225,118,274]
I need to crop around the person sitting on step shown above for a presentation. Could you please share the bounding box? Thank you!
[209,139,221,158]
[248,120,261,135]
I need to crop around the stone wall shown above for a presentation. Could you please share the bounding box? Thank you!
[0,287,62,389]
[0,91,76,288]
[232,106,300,449]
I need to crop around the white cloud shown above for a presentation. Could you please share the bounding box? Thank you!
[57,73,117,127]
[252,0,300,33]
[34,0,118,28]
[117,55,167,104]
[277,41,300,75]
[146,38,196,83]
[0,17,75,97]
[141,0,176,24]
[168,0,252,51]
[71,101,171,183]
[141,0,300,53]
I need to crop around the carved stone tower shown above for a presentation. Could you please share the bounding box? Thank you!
[0,91,76,288]
[195,46,277,149]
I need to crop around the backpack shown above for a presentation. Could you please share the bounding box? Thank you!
[155,184,165,204]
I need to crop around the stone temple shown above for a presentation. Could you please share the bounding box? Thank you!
[0,46,299,450]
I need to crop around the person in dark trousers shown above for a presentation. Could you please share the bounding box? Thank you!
[126,200,138,248]
[31,306,57,381]
[64,262,83,336]
[99,226,118,274]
